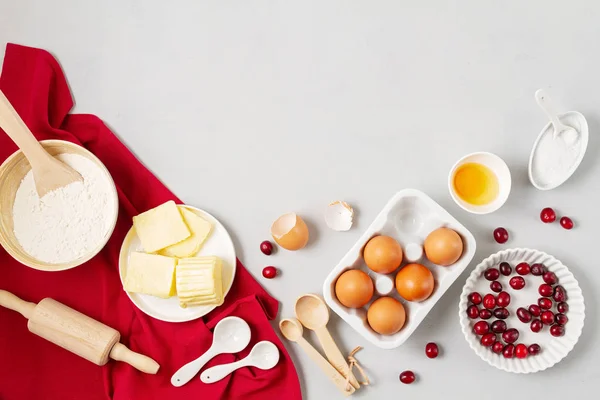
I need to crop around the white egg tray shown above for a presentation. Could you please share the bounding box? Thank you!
[323,189,476,349]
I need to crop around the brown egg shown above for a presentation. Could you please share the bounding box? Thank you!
[367,296,406,335]
[395,263,435,302]
[424,227,463,266]
[271,212,309,251]
[335,269,374,308]
[363,235,403,274]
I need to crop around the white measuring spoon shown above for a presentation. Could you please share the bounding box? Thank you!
[171,317,251,387]
[200,341,280,384]
[535,89,578,141]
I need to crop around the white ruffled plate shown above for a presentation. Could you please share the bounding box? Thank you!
[459,248,585,373]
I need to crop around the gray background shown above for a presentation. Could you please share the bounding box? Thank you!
[1,1,597,398]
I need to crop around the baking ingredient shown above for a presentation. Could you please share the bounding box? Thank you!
[502,328,519,344]
[531,263,545,276]
[531,129,583,188]
[395,263,434,302]
[133,201,191,253]
[557,302,569,313]
[12,153,117,264]
[543,272,558,285]
[484,268,499,281]
[503,344,515,358]
[516,308,532,323]
[491,320,507,333]
[479,309,492,319]
[541,311,555,325]
[467,305,479,319]
[494,308,509,319]
[555,314,568,325]
[452,162,499,206]
[473,321,489,335]
[483,294,496,310]
[335,269,374,308]
[509,276,525,290]
[423,227,463,266]
[553,286,567,302]
[262,266,277,279]
[490,281,502,293]
[468,292,482,305]
[516,263,530,275]
[492,341,504,354]
[324,201,354,231]
[560,216,574,230]
[367,296,406,335]
[528,344,541,355]
[160,208,212,258]
[550,325,565,337]
[530,319,542,333]
[497,292,510,307]
[539,284,553,297]
[271,213,309,251]
[425,342,439,358]
[515,344,528,359]
[499,262,512,276]
[399,371,415,384]
[260,241,274,255]
[493,227,509,244]
[528,305,541,317]
[538,298,552,310]
[481,333,496,347]
[176,256,223,308]
[364,235,403,274]
[123,252,177,298]
[540,207,556,223]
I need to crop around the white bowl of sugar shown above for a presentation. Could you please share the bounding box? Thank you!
[0,140,119,271]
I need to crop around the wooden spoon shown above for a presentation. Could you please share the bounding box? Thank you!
[279,318,355,396]
[0,90,82,197]
[295,294,359,389]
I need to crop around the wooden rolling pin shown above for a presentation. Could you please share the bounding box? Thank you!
[0,290,160,374]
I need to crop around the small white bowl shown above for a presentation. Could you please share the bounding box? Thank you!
[448,152,511,214]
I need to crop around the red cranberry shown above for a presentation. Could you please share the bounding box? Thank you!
[530,263,546,276]
[479,309,492,320]
[550,324,565,337]
[260,240,274,255]
[516,262,531,275]
[399,370,415,384]
[541,207,556,223]
[539,284,553,297]
[502,328,519,344]
[541,311,555,325]
[425,342,439,359]
[492,341,504,354]
[262,266,277,279]
[490,281,503,293]
[499,262,512,276]
[528,304,541,317]
[484,268,500,281]
[560,216,574,230]
[509,276,526,290]
[516,307,532,323]
[493,227,509,244]
[538,297,553,310]
[515,344,528,359]
[496,291,511,307]
[468,292,482,305]
[481,333,497,347]
[473,321,490,335]
[483,294,496,310]
[553,286,567,302]
[491,320,507,333]
[530,319,542,333]
[543,272,558,285]
[494,308,510,319]
[557,302,569,313]
[503,344,515,358]
[555,314,568,326]
[528,344,541,355]
[467,305,480,319]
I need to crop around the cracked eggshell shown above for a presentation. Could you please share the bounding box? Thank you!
[271,212,309,251]
[324,201,354,231]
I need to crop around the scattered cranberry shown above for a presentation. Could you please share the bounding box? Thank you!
[530,319,542,333]
[483,294,496,310]
[515,344,528,359]
[502,328,519,344]
[473,321,490,335]
[541,311,555,325]
[499,262,512,276]
[560,217,574,230]
[494,308,510,319]
[479,309,492,320]
[516,307,532,323]
[538,298,553,310]
[491,320,507,333]
[399,370,415,384]
[260,240,274,255]
[539,284,553,297]
[490,281,503,293]
[550,324,565,337]
[425,342,439,359]
[509,276,526,290]
[492,341,504,354]
[481,333,497,347]
[484,268,500,281]
[503,344,515,358]
[530,263,546,276]
[468,292,482,305]
[496,291,511,307]
[516,263,531,275]
[528,304,541,317]
[555,314,568,326]
[262,266,277,279]
[553,286,567,302]
[543,272,558,285]
[557,302,569,314]
[540,207,556,223]
[493,227,509,244]
[467,305,480,319]
[528,344,541,355]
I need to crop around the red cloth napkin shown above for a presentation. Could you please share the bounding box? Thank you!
[0,44,301,400]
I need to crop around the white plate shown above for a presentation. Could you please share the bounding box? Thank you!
[323,189,477,349]
[459,248,585,373]
[119,205,236,322]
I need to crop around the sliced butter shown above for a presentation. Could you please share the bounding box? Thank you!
[160,208,213,258]
[176,256,223,308]
[123,252,177,298]
[133,201,191,253]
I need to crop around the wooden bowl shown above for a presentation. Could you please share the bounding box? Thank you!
[0,140,119,271]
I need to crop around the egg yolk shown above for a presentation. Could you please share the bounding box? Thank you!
[453,163,499,206]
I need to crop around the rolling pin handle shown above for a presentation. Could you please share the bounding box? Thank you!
[0,289,36,320]
[109,342,160,375]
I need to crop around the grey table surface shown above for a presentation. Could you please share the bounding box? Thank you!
[1,1,598,399]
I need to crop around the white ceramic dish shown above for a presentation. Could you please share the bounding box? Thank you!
[448,152,511,215]
[459,248,585,373]
[323,189,476,349]
[119,205,236,322]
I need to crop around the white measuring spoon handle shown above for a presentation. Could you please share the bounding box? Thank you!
[535,89,566,137]
[200,358,248,384]
[171,347,218,387]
